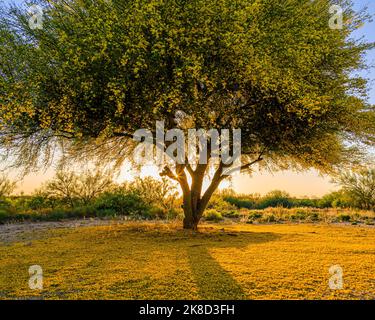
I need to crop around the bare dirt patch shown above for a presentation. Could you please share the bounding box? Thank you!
[0,219,118,243]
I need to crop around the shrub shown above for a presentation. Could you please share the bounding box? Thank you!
[204,209,223,222]
[96,209,117,218]
[261,213,277,223]
[48,208,68,221]
[95,192,151,216]
[0,198,13,210]
[221,210,240,218]
[338,214,351,222]
[290,209,308,221]
[143,206,167,220]
[306,211,320,222]
[293,199,319,207]
[248,211,263,222]
[224,196,257,209]
[165,208,183,220]
[69,206,97,218]
[123,177,179,210]
[27,194,59,210]
[318,190,353,209]
[0,209,10,224]
[208,194,237,212]
[257,190,292,209]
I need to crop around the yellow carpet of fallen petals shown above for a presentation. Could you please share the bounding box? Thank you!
[0,221,374,300]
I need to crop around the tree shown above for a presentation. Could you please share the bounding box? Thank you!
[124,177,179,210]
[42,169,114,207]
[42,171,79,207]
[0,0,374,229]
[0,175,16,198]
[75,169,115,205]
[258,190,292,209]
[334,169,375,210]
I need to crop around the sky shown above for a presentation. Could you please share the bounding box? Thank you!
[1,0,375,197]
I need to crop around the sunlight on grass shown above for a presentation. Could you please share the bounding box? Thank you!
[0,222,374,299]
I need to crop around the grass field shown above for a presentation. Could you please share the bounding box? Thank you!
[0,221,374,300]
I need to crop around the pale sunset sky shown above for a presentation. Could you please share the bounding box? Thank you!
[2,0,375,197]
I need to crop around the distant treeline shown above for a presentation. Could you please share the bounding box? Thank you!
[0,168,374,224]
[221,189,360,210]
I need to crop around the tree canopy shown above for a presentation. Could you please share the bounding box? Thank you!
[335,169,375,210]
[0,0,374,228]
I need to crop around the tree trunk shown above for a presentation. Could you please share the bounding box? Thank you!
[162,163,226,230]
[161,155,263,230]
[181,163,224,230]
[183,214,200,231]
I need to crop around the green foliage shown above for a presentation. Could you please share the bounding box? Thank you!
[334,169,375,210]
[0,175,16,198]
[224,195,258,209]
[207,193,237,212]
[222,190,318,210]
[257,190,292,209]
[0,172,182,223]
[0,197,13,210]
[124,177,179,210]
[204,209,224,222]
[0,0,374,176]
[95,192,151,217]
[145,206,167,220]
[0,209,9,223]
[338,214,351,222]
[318,190,350,208]
[40,169,115,207]
[247,211,263,222]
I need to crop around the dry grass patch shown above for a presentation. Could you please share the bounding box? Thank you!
[0,221,374,299]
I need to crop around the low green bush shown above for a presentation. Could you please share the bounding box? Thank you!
[142,206,166,220]
[257,191,292,209]
[337,214,351,222]
[204,209,224,222]
[247,211,263,222]
[0,209,10,224]
[224,196,256,209]
[95,192,151,217]
[97,209,117,218]
[221,210,240,218]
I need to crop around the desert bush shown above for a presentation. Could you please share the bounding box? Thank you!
[144,206,167,220]
[224,195,258,209]
[260,212,277,223]
[247,211,263,222]
[257,190,292,209]
[96,209,117,218]
[223,191,313,210]
[26,192,61,210]
[74,169,116,205]
[221,210,240,218]
[334,169,375,210]
[289,208,308,221]
[0,175,16,199]
[40,169,115,208]
[204,209,224,222]
[318,190,353,209]
[0,209,9,223]
[122,177,179,210]
[0,198,13,210]
[337,214,351,222]
[95,192,151,217]
[165,208,184,220]
[207,193,237,212]
[292,198,319,207]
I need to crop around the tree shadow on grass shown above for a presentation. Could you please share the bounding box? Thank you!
[186,229,281,299]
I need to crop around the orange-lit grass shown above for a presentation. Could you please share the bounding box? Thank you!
[0,221,374,299]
